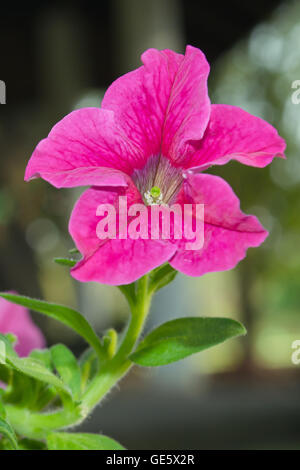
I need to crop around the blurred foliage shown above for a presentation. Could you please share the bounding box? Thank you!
[1,0,300,374]
[205,0,300,369]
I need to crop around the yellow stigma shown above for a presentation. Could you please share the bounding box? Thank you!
[144,186,163,205]
[150,186,161,199]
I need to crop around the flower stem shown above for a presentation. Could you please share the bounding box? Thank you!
[82,274,151,410]
[5,275,152,440]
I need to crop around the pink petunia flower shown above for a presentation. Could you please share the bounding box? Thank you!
[0,293,45,357]
[25,46,286,285]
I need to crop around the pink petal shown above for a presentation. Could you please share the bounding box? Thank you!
[169,173,268,276]
[102,45,210,168]
[69,184,176,285]
[25,166,128,189]
[185,104,286,171]
[0,294,45,357]
[72,237,176,286]
[25,108,143,186]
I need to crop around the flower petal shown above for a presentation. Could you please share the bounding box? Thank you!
[169,173,268,276]
[25,108,143,186]
[102,45,210,168]
[0,294,45,357]
[27,166,129,189]
[185,104,286,171]
[69,185,176,285]
[72,238,176,286]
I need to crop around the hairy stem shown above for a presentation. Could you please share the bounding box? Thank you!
[6,275,152,440]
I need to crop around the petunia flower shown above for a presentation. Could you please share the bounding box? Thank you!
[25,46,286,285]
[0,293,45,357]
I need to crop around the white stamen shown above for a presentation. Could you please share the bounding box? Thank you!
[144,190,164,206]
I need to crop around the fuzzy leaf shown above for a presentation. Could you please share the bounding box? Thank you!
[0,293,105,360]
[130,317,246,366]
[51,344,81,400]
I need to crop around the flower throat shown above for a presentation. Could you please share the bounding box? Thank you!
[132,155,183,206]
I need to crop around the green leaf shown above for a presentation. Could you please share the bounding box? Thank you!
[118,283,136,305]
[0,366,10,385]
[18,438,47,450]
[79,349,98,393]
[103,329,118,359]
[130,317,246,366]
[4,355,71,396]
[5,371,39,408]
[29,349,53,371]
[0,393,6,418]
[149,263,178,293]
[0,335,16,386]
[0,293,105,360]
[2,333,17,348]
[0,335,71,396]
[5,349,53,410]
[51,345,81,400]
[0,333,17,359]
[47,432,125,450]
[54,258,76,267]
[69,248,80,254]
[32,385,58,411]
[0,418,18,450]
[29,349,66,410]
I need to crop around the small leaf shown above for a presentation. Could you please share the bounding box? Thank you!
[103,329,118,359]
[0,333,17,358]
[5,356,71,396]
[51,345,81,400]
[30,349,53,371]
[5,371,39,408]
[54,258,76,267]
[9,349,52,410]
[130,317,246,366]
[69,248,80,254]
[0,293,105,360]
[118,283,136,305]
[0,418,18,449]
[79,349,98,393]
[0,336,71,396]
[47,432,125,450]
[3,333,17,347]
[149,263,178,293]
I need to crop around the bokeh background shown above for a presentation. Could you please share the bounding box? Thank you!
[1,0,300,449]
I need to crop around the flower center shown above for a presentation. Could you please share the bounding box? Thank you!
[150,186,161,199]
[144,186,163,205]
[132,155,183,206]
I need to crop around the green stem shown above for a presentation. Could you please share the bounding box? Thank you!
[6,275,152,440]
[82,274,150,410]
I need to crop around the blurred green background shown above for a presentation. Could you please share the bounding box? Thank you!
[1,0,300,449]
